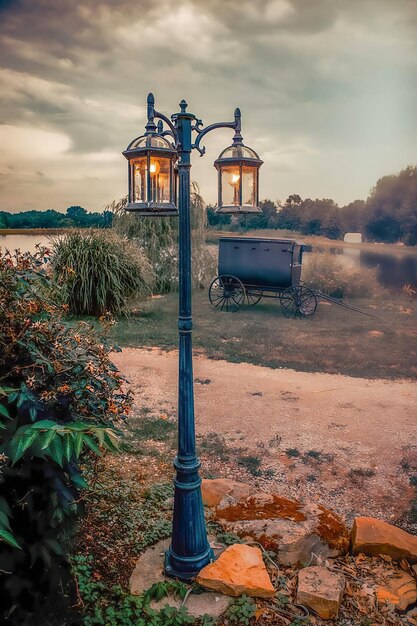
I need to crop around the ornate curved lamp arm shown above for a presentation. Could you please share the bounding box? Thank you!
[154,109,179,146]
[192,108,241,157]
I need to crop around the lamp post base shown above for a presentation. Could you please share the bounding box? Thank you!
[164,546,214,582]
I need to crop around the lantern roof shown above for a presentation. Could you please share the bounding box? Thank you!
[217,144,260,161]
[127,133,173,151]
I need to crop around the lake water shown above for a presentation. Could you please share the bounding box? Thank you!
[1,233,417,293]
[0,233,53,253]
[313,245,417,293]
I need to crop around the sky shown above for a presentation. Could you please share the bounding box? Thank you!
[0,0,416,213]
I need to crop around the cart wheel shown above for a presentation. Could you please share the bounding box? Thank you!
[279,285,318,318]
[209,275,245,312]
[246,290,262,306]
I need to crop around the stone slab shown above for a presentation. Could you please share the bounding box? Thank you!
[296,566,345,619]
[129,538,232,619]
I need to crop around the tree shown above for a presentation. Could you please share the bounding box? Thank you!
[66,206,88,226]
[340,200,366,234]
[206,205,231,228]
[276,195,303,231]
[365,165,417,244]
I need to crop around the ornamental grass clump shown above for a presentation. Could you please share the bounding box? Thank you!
[0,247,132,620]
[302,251,380,298]
[51,230,154,316]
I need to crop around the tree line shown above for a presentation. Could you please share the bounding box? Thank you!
[0,205,113,229]
[208,164,417,245]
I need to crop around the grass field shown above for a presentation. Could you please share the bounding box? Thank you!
[111,289,417,379]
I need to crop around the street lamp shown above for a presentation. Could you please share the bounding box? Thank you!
[123,93,262,581]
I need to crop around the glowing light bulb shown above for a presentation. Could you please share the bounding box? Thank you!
[150,163,157,174]
[232,174,240,184]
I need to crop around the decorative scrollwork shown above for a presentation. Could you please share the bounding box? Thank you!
[154,109,179,146]
[192,120,237,157]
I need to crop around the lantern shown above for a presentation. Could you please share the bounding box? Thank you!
[214,142,263,214]
[123,132,178,216]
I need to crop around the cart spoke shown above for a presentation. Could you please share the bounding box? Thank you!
[280,285,317,318]
[209,275,244,313]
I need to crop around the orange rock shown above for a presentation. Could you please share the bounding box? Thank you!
[296,566,345,619]
[352,517,417,562]
[377,572,417,611]
[196,544,275,598]
[201,479,251,507]
[215,493,349,566]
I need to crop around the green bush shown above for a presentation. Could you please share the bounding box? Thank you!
[0,247,131,621]
[302,251,380,298]
[51,230,154,316]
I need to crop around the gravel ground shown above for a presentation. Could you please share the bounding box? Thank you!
[112,347,417,527]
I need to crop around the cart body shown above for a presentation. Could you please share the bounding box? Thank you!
[218,236,305,290]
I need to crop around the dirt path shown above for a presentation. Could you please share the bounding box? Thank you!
[112,347,417,525]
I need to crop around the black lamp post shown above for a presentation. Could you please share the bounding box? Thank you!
[123,93,262,581]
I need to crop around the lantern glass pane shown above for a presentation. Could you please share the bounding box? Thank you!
[241,165,257,208]
[132,157,147,203]
[149,157,171,204]
[221,165,241,207]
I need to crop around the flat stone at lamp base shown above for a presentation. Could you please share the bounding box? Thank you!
[129,539,231,620]
[164,546,214,582]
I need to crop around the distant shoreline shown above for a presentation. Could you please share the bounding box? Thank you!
[1,227,417,256]
[0,228,69,235]
[207,229,417,256]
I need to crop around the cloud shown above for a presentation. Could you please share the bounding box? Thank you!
[0,0,416,210]
[0,124,72,159]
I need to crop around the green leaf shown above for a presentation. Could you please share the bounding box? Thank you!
[70,471,88,490]
[0,511,11,530]
[0,403,10,419]
[40,428,57,450]
[32,420,59,430]
[29,405,38,421]
[62,433,74,462]
[74,432,84,458]
[95,428,105,447]
[103,431,119,453]
[83,434,101,456]
[48,436,64,466]
[14,430,39,462]
[0,527,21,549]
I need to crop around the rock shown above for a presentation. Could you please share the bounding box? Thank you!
[377,572,417,611]
[196,544,275,598]
[130,539,232,619]
[352,517,417,562]
[150,593,232,618]
[201,479,252,507]
[296,566,345,619]
[130,539,167,595]
[214,492,349,566]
